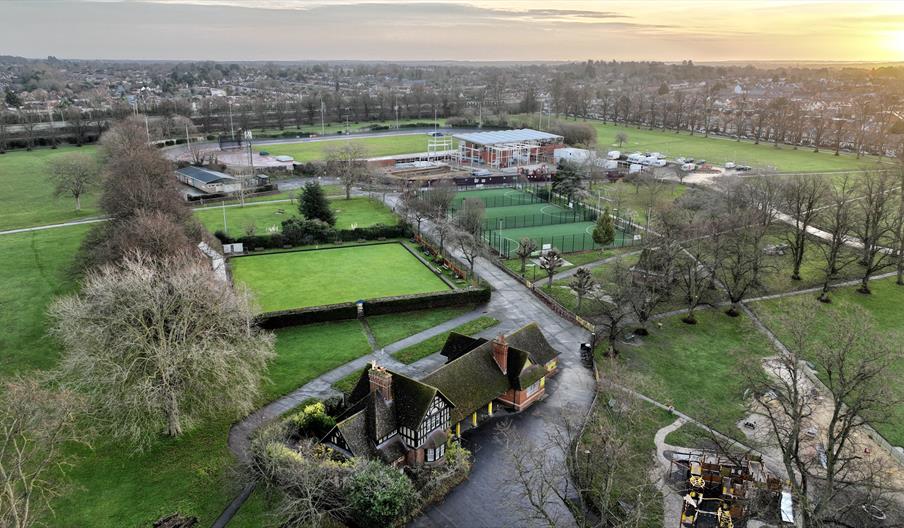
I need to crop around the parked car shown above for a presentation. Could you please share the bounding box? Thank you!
[736,165,753,172]
[427,131,445,137]
[725,162,736,169]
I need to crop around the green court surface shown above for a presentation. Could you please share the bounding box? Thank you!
[452,186,639,257]
[452,187,540,209]
[486,221,635,256]
[230,243,450,312]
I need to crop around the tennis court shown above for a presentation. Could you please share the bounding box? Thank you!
[450,185,640,258]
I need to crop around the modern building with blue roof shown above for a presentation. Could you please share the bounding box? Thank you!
[452,128,564,169]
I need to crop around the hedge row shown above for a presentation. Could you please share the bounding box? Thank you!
[215,223,412,249]
[255,287,491,329]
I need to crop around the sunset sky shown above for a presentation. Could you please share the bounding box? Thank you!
[2,0,904,62]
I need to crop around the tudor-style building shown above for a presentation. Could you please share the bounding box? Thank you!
[322,323,560,466]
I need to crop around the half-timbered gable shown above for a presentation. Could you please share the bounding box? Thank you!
[321,323,559,467]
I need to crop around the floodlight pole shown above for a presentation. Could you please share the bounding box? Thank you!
[222,199,227,234]
[228,99,235,140]
[319,95,325,136]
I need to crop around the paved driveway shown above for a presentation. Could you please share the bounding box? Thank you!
[402,200,598,528]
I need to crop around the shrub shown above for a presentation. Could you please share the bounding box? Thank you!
[282,218,336,245]
[295,161,324,177]
[347,461,419,527]
[285,401,336,440]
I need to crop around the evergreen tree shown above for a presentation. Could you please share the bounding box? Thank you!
[593,207,615,248]
[552,160,582,199]
[299,181,335,226]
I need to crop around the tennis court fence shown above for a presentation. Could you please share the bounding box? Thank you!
[484,228,641,258]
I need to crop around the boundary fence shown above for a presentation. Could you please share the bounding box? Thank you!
[484,226,640,258]
[447,183,645,258]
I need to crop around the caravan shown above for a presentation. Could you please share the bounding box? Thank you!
[607,150,621,160]
[627,152,645,164]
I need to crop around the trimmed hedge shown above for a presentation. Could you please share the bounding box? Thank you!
[255,287,490,329]
[362,287,490,316]
[255,301,359,329]
[215,223,411,249]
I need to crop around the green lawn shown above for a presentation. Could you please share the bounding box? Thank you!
[393,316,500,364]
[366,306,475,348]
[256,134,448,162]
[599,310,775,437]
[194,196,398,236]
[0,224,245,527]
[0,224,90,375]
[589,181,689,225]
[589,121,885,172]
[512,115,887,173]
[230,243,449,312]
[249,117,447,138]
[263,320,373,401]
[0,146,101,230]
[750,277,904,446]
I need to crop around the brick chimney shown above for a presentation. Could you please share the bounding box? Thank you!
[492,335,508,375]
[368,363,393,403]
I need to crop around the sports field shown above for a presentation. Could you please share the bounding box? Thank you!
[254,134,456,162]
[230,243,449,312]
[454,186,638,257]
[509,114,889,173]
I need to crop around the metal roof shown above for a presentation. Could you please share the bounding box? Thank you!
[176,166,235,184]
[452,128,563,146]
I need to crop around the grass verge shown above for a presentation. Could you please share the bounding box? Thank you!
[393,316,500,364]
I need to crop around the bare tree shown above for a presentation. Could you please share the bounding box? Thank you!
[496,419,580,528]
[852,170,896,293]
[571,388,666,527]
[779,174,827,281]
[893,166,904,285]
[0,377,87,528]
[455,197,485,237]
[815,176,857,302]
[593,261,633,357]
[615,131,628,148]
[453,230,483,282]
[49,152,99,212]
[713,215,768,316]
[568,267,594,312]
[399,191,429,235]
[748,301,901,527]
[323,142,371,199]
[515,237,538,276]
[49,254,274,448]
[538,248,564,287]
[423,179,456,218]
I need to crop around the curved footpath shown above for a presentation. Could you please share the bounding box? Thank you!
[217,195,598,527]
